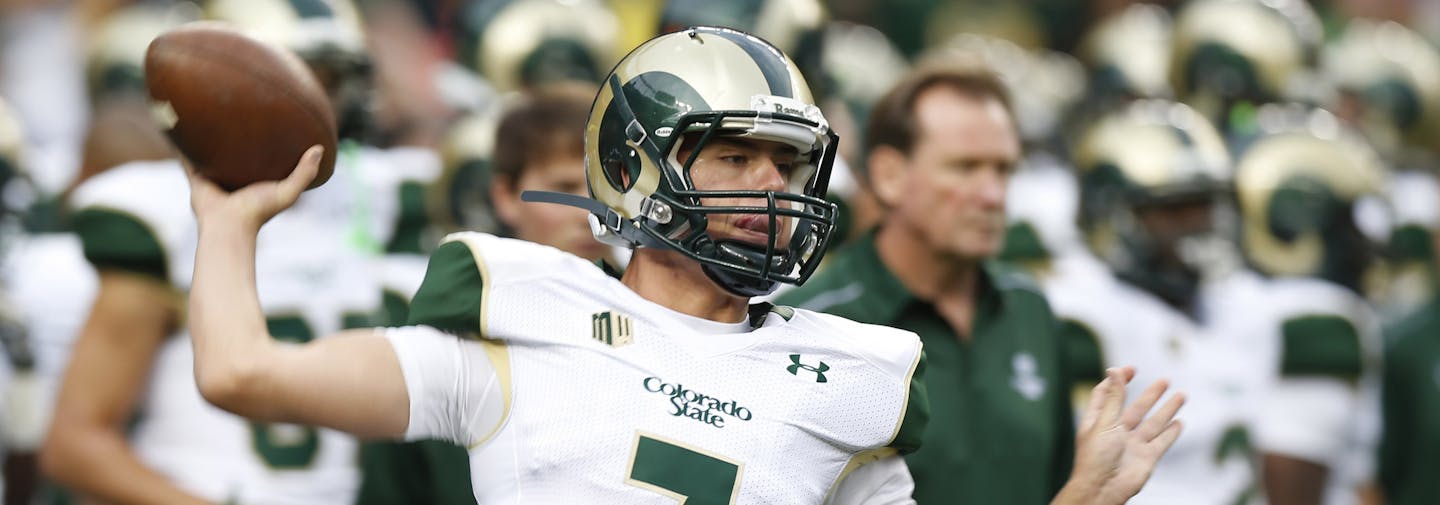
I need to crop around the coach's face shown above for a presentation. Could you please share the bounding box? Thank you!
[871,87,1021,261]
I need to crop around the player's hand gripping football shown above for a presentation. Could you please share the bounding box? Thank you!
[187,145,323,232]
[1055,366,1185,505]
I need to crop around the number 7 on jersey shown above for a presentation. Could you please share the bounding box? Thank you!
[625,431,743,505]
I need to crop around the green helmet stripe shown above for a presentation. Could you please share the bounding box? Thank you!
[708,30,793,97]
[286,0,335,18]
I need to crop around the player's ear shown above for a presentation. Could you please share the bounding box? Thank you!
[490,174,522,228]
[867,145,908,208]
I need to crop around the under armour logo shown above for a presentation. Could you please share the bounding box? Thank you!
[787,354,829,383]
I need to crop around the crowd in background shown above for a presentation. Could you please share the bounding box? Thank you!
[0,0,1437,504]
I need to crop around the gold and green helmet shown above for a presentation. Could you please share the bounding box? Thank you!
[1323,19,1440,160]
[456,0,622,93]
[522,26,839,297]
[0,98,29,236]
[1234,106,1387,291]
[206,0,373,140]
[1073,99,1232,308]
[87,2,200,100]
[1171,0,1322,133]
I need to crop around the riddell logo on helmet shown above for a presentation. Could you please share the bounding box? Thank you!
[643,377,754,428]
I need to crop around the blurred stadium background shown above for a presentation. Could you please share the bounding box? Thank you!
[0,0,1438,504]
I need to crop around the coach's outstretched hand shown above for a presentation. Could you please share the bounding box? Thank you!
[187,145,323,231]
[1053,366,1185,505]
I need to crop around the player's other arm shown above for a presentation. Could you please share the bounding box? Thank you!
[187,147,409,439]
[40,270,207,505]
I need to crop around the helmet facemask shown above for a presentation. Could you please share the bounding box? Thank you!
[524,26,841,297]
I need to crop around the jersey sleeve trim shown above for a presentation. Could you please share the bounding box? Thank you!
[468,338,514,449]
[823,447,899,503]
[1280,314,1363,380]
[890,346,928,454]
[72,206,169,282]
[403,237,491,337]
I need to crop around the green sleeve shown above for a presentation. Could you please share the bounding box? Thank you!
[405,241,486,334]
[1280,315,1363,380]
[381,289,413,327]
[890,351,929,455]
[356,441,475,505]
[71,207,168,282]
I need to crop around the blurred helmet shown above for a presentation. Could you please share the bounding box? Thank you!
[524,27,839,297]
[1323,19,1440,161]
[1079,3,1174,102]
[1234,106,1388,291]
[456,0,621,93]
[206,0,374,141]
[1171,0,1323,132]
[86,1,201,100]
[923,34,1086,146]
[1073,100,1233,308]
[435,103,504,234]
[658,0,828,99]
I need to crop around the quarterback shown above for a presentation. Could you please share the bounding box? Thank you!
[186,28,1182,503]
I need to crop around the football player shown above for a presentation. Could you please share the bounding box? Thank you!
[39,1,441,504]
[1062,99,1265,505]
[183,27,1183,504]
[1230,106,1386,505]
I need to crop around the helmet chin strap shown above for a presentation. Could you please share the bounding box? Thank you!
[521,190,787,297]
[521,190,662,249]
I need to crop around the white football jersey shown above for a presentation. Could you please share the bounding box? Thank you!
[67,150,414,505]
[1041,252,1265,505]
[387,233,927,504]
[1249,277,1383,505]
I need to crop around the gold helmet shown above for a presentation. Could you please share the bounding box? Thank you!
[1073,99,1232,307]
[435,102,504,234]
[1079,3,1173,101]
[1234,106,1387,291]
[1323,19,1440,160]
[457,0,621,93]
[86,2,200,99]
[206,0,373,140]
[522,27,838,297]
[1171,0,1323,132]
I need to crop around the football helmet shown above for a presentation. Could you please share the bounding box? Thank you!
[1171,0,1323,133]
[1073,100,1233,309]
[1079,3,1173,102]
[1234,106,1388,292]
[436,103,504,234]
[456,0,621,93]
[1323,19,1440,161]
[206,0,374,141]
[86,1,200,100]
[523,27,839,297]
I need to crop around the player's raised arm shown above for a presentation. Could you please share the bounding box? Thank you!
[185,146,409,439]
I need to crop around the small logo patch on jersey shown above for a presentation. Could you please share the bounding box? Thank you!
[787,354,829,383]
[592,311,634,347]
[1011,352,1046,401]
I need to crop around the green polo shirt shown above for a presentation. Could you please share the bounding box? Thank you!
[778,233,1073,505]
[1380,296,1440,505]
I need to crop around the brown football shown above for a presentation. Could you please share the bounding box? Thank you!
[144,22,336,191]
